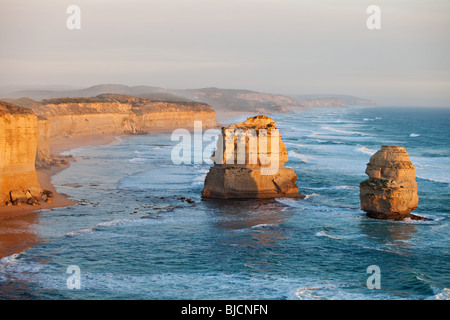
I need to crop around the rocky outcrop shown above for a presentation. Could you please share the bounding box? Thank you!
[360,145,420,220]
[202,115,304,199]
[0,101,42,205]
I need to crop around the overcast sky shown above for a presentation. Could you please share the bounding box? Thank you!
[1,0,449,106]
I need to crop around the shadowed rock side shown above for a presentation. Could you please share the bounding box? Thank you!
[360,145,424,220]
[202,115,304,199]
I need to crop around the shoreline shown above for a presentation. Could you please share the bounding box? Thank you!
[0,113,249,221]
[0,134,121,221]
[0,116,243,258]
[0,134,122,259]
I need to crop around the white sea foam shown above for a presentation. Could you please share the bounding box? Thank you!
[416,176,449,184]
[251,223,278,229]
[304,193,320,200]
[409,133,421,137]
[0,253,22,266]
[284,142,307,148]
[432,288,450,300]
[306,131,320,138]
[288,150,312,163]
[363,117,382,121]
[60,146,89,156]
[289,126,310,133]
[275,198,302,207]
[65,226,96,237]
[411,156,450,184]
[129,157,148,164]
[321,126,367,136]
[315,230,341,240]
[356,146,377,155]
[64,218,152,237]
[22,269,396,300]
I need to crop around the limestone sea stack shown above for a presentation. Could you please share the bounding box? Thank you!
[202,115,304,199]
[360,145,419,220]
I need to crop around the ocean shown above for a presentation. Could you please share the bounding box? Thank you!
[0,106,449,300]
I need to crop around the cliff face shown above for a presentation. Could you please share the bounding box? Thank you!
[360,145,419,219]
[37,118,51,162]
[7,95,216,161]
[0,101,42,204]
[31,95,217,142]
[202,115,304,199]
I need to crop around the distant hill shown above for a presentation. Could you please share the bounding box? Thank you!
[289,94,376,108]
[0,84,165,101]
[171,87,302,113]
[0,84,376,113]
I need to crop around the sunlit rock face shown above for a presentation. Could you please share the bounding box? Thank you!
[0,101,42,205]
[360,145,419,220]
[202,115,304,199]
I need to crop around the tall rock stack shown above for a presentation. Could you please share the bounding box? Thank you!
[360,145,419,220]
[202,115,304,199]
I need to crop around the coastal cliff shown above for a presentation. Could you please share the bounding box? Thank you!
[0,101,42,205]
[1,95,217,208]
[33,94,216,139]
[202,115,304,199]
[360,145,420,220]
[5,94,217,162]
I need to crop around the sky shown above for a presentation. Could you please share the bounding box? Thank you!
[0,0,449,106]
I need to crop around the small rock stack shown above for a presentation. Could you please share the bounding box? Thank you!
[202,115,304,199]
[360,145,419,219]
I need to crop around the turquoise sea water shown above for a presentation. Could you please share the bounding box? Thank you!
[0,106,449,300]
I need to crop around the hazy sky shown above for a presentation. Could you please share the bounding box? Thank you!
[1,0,449,106]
